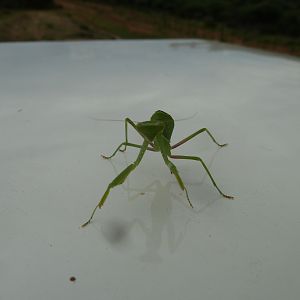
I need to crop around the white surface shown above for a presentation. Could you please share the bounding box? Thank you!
[1,40,300,300]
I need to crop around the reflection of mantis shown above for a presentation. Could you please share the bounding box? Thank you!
[82,110,233,227]
[95,181,189,262]
[99,149,223,260]
[130,181,188,262]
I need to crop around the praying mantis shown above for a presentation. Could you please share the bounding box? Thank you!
[82,110,233,227]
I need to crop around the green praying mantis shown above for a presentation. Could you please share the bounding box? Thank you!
[82,110,233,227]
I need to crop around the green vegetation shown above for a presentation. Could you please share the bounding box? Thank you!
[0,0,54,9]
[87,0,300,37]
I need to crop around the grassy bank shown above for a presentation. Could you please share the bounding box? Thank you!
[0,0,299,56]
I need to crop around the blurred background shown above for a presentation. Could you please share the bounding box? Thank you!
[0,0,299,56]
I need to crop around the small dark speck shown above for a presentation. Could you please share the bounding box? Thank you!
[69,276,76,282]
[209,234,212,238]
[140,192,145,195]
[17,108,23,112]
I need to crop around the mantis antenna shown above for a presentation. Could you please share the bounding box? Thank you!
[88,112,198,123]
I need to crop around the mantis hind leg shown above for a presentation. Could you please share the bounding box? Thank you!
[81,141,149,227]
[170,154,234,199]
[171,128,227,149]
[162,158,193,208]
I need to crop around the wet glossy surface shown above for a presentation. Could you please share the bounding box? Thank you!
[1,40,300,300]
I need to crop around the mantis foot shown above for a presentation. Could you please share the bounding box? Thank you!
[219,143,228,147]
[81,220,91,228]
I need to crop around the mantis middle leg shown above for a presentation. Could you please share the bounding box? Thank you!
[160,154,193,208]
